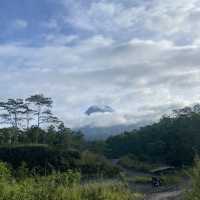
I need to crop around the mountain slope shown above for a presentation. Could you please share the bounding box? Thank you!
[78,124,139,140]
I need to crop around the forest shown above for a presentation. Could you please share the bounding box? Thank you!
[105,104,200,167]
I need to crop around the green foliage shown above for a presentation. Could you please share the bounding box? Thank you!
[0,125,85,149]
[106,105,200,167]
[119,155,157,172]
[86,140,106,155]
[161,174,181,186]
[37,170,81,187]
[80,151,120,178]
[0,161,11,179]
[185,159,200,200]
[0,169,141,200]
[134,176,152,184]
[0,95,86,152]
[16,162,29,179]
[0,145,80,175]
[0,145,119,178]
[0,94,60,129]
[133,174,181,186]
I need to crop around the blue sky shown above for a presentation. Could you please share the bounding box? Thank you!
[1,0,200,128]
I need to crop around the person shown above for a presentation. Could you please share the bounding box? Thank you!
[152,177,161,187]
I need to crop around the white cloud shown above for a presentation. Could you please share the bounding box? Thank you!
[62,0,200,44]
[1,34,200,127]
[44,34,79,45]
[1,0,200,129]
[13,19,28,29]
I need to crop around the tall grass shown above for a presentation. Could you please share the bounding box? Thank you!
[0,177,142,200]
[185,159,200,200]
[0,162,142,200]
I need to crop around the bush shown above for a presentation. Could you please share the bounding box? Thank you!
[16,162,29,179]
[0,161,11,179]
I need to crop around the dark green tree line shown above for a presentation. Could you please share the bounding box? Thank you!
[106,104,200,167]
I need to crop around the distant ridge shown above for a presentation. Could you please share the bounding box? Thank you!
[77,124,140,140]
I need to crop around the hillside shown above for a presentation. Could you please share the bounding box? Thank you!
[105,104,200,167]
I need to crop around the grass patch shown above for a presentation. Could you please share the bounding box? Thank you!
[118,155,157,172]
[134,176,152,184]
[161,174,182,186]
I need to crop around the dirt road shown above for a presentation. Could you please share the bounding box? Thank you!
[111,160,186,200]
[145,190,182,200]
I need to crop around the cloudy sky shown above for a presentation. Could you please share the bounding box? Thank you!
[1,0,200,128]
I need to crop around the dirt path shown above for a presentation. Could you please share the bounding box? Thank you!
[111,160,186,200]
[145,190,182,200]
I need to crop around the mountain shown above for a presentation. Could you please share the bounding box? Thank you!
[80,105,151,140]
[77,124,140,140]
[85,105,114,115]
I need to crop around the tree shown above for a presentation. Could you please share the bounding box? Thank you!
[26,94,54,127]
[0,99,25,128]
[57,122,72,148]
[40,109,60,125]
[22,102,34,130]
[193,104,200,114]
[173,106,193,118]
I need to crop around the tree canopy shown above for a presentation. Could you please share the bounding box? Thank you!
[105,104,200,167]
[0,94,60,129]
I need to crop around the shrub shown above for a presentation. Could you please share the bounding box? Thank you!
[0,161,11,179]
[16,162,29,179]
[185,159,200,200]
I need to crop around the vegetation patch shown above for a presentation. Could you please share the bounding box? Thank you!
[0,162,142,200]
[106,104,200,167]
[161,174,182,186]
[185,159,200,200]
[134,176,152,184]
[118,155,157,172]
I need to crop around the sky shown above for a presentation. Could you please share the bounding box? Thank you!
[1,0,200,128]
